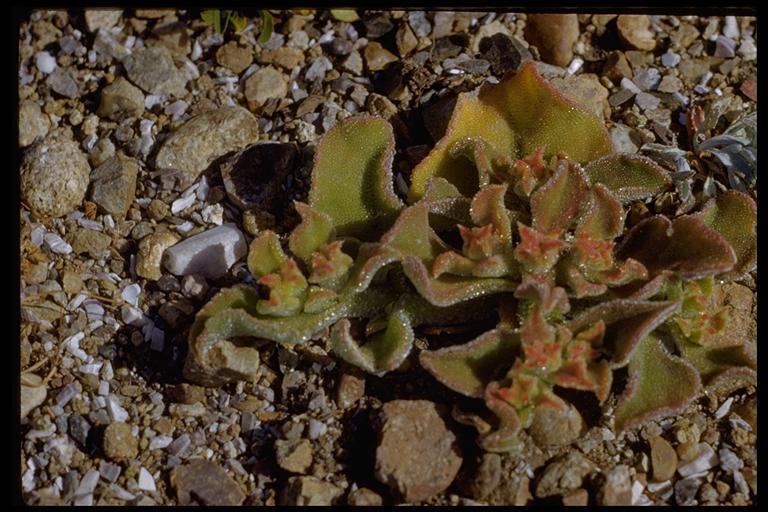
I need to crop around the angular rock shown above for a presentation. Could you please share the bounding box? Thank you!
[280,476,343,506]
[244,66,288,106]
[216,41,254,74]
[275,438,313,474]
[375,400,462,503]
[46,68,79,98]
[259,47,305,70]
[19,100,51,147]
[563,488,589,506]
[89,153,139,218]
[84,9,122,32]
[677,443,718,477]
[550,74,610,119]
[649,436,677,482]
[395,22,418,57]
[123,45,188,96]
[68,415,92,447]
[67,228,112,256]
[136,231,181,281]
[528,403,583,448]
[20,373,47,420]
[102,422,138,461]
[97,77,145,120]
[524,14,579,67]
[21,132,91,218]
[364,42,398,71]
[162,224,247,279]
[617,15,656,51]
[347,487,383,506]
[599,465,632,505]
[479,33,532,75]
[535,452,596,498]
[171,459,246,505]
[220,141,297,211]
[335,366,366,409]
[154,106,259,186]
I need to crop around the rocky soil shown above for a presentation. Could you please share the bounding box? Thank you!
[18,9,756,506]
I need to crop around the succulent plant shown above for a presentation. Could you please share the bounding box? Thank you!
[186,62,756,452]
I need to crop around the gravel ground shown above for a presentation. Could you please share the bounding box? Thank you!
[18,9,756,506]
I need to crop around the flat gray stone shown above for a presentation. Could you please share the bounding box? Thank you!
[89,153,139,218]
[123,45,187,96]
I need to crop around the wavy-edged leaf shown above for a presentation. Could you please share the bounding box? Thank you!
[309,115,403,239]
[616,215,737,280]
[480,382,523,452]
[247,230,288,278]
[513,223,566,274]
[553,359,613,402]
[288,202,334,261]
[420,328,521,398]
[693,191,757,280]
[530,159,590,236]
[575,184,625,240]
[470,184,512,242]
[614,334,701,432]
[331,309,414,376]
[583,154,672,203]
[409,61,612,201]
[402,255,517,307]
[679,341,756,390]
[568,299,680,367]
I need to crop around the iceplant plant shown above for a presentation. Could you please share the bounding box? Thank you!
[184,62,756,453]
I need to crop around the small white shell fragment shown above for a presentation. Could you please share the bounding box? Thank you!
[106,395,129,422]
[171,193,197,215]
[30,226,45,246]
[120,283,141,307]
[715,397,733,419]
[35,51,57,74]
[149,435,173,450]
[138,467,156,492]
[121,306,146,326]
[44,233,72,254]
[162,223,247,278]
[78,363,103,375]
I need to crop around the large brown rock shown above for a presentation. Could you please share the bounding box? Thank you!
[375,400,463,503]
[170,459,245,505]
[524,14,580,67]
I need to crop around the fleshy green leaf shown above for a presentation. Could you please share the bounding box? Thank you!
[247,230,288,278]
[679,342,756,388]
[614,334,701,432]
[201,9,222,34]
[568,299,680,367]
[288,202,334,261]
[258,10,273,44]
[469,184,512,242]
[575,184,625,240]
[616,215,737,280]
[693,191,757,280]
[583,154,672,203]
[480,382,523,452]
[330,9,359,21]
[530,158,590,236]
[331,309,414,376]
[420,328,521,398]
[409,61,612,201]
[309,116,403,240]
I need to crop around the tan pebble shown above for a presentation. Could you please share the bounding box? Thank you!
[136,231,181,281]
[649,436,677,482]
[103,422,139,461]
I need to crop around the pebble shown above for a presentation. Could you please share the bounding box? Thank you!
[551,74,610,119]
[136,231,181,281]
[97,77,145,120]
[535,451,595,498]
[348,487,384,506]
[599,465,632,505]
[170,459,246,505]
[215,41,253,74]
[47,67,79,98]
[21,132,91,218]
[275,438,314,474]
[67,228,111,256]
[20,373,47,419]
[75,468,100,498]
[677,443,718,477]
[18,100,51,147]
[335,367,366,409]
[155,106,259,187]
[562,488,589,506]
[635,91,661,111]
[661,51,681,68]
[675,475,702,506]
[528,403,583,447]
[244,66,288,106]
[632,67,661,91]
[167,434,191,457]
[723,16,740,39]
[524,14,579,67]
[479,33,531,75]
[259,47,305,70]
[305,56,333,81]
[649,436,678,482]
[181,274,209,300]
[99,460,122,482]
[617,15,656,51]
[35,51,57,74]
[718,448,743,473]
[280,476,344,506]
[89,154,139,218]
[162,223,247,279]
[102,422,138,461]
[611,124,638,153]
[396,22,418,57]
[68,414,91,446]
[364,42,398,71]
[123,46,188,96]
[138,467,157,492]
[714,36,736,58]
[658,75,683,94]
[327,37,353,56]
[407,11,431,37]
[375,400,463,503]
[84,9,122,32]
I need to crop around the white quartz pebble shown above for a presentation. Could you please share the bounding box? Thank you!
[162,223,247,279]
[138,467,156,492]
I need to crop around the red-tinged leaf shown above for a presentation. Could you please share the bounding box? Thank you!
[420,328,521,398]
[575,184,625,240]
[308,240,354,286]
[302,286,338,314]
[614,334,701,432]
[514,223,567,274]
[561,263,609,298]
[568,299,680,367]
[514,277,571,317]
[309,115,403,239]
[409,61,612,200]
[460,224,498,260]
[432,250,476,278]
[247,230,288,278]
[379,202,447,261]
[288,202,334,261]
[583,154,672,203]
[479,382,523,452]
[616,215,737,280]
[693,191,757,280]
[401,255,517,307]
[469,184,513,243]
[331,309,414,376]
[257,259,308,317]
[530,158,590,236]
